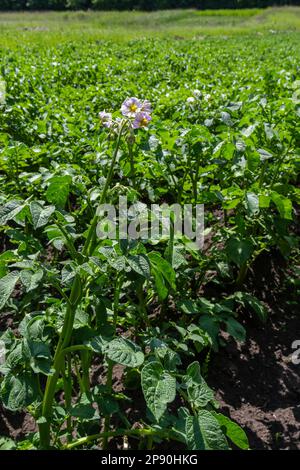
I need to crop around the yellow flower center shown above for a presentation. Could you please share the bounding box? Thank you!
[140,118,148,127]
[130,104,138,112]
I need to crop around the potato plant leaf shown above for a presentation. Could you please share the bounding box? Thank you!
[0,271,19,310]
[212,412,249,450]
[106,338,144,368]
[141,361,176,421]
[185,410,229,450]
[30,201,55,229]
[184,361,214,408]
[0,372,39,411]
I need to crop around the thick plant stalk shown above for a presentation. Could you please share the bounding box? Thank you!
[80,350,91,393]
[128,141,136,190]
[39,275,82,449]
[65,428,173,450]
[64,354,72,443]
[102,274,123,449]
[236,261,249,287]
[161,214,175,318]
[83,122,126,257]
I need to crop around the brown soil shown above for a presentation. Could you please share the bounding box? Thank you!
[208,312,300,450]
[208,251,300,450]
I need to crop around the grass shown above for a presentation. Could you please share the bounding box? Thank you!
[0,7,299,46]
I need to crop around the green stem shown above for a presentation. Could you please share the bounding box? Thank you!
[137,284,150,329]
[161,213,175,319]
[128,142,136,190]
[193,158,201,204]
[74,359,85,394]
[270,152,288,189]
[63,354,72,443]
[102,274,122,449]
[64,428,173,450]
[259,160,268,188]
[38,275,82,449]
[55,220,79,262]
[236,261,249,287]
[83,122,126,257]
[167,213,175,267]
[177,165,189,205]
[80,350,91,393]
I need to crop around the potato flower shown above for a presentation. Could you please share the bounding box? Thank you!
[187,97,195,104]
[133,111,152,129]
[100,98,152,131]
[121,97,142,117]
[99,111,113,128]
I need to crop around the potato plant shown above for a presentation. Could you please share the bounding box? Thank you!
[0,33,299,451]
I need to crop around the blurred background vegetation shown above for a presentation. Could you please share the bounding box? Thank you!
[0,1,300,12]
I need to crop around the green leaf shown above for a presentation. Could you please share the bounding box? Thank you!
[0,200,26,225]
[177,299,199,314]
[94,394,119,416]
[127,254,151,279]
[141,361,176,421]
[20,269,43,293]
[226,238,254,268]
[1,343,23,373]
[0,437,17,450]
[148,252,176,289]
[271,192,292,220]
[22,339,52,375]
[70,393,99,420]
[185,410,228,450]
[106,338,144,368]
[245,192,259,215]
[198,315,220,351]
[46,176,71,208]
[212,412,249,450]
[259,194,271,208]
[30,201,55,229]
[184,361,214,408]
[84,332,112,353]
[0,271,19,310]
[225,317,246,342]
[234,292,268,323]
[152,267,168,300]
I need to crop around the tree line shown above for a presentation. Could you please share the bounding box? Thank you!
[1,1,299,12]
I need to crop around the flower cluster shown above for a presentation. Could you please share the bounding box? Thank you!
[99,97,152,130]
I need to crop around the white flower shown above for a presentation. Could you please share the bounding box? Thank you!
[187,97,195,104]
[133,112,152,129]
[99,111,113,128]
[141,99,152,114]
[121,97,142,117]
[193,89,202,98]
[121,97,152,118]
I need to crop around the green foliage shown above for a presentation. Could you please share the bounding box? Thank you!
[141,361,176,421]
[0,13,298,451]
